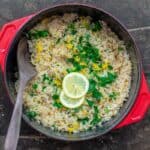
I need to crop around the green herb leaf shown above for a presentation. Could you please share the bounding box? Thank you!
[118,47,124,51]
[29,92,36,97]
[90,21,102,32]
[68,23,77,35]
[56,38,61,44]
[98,72,117,87]
[53,101,63,108]
[108,65,113,70]
[26,110,37,120]
[27,30,49,39]
[92,89,103,100]
[42,74,52,84]
[42,86,47,92]
[32,83,38,90]
[86,99,94,107]
[78,117,89,125]
[109,92,118,100]
[88,79,97,92]
[52,94,59,100]
[91,106,101,125]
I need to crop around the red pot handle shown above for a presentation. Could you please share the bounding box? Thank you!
[115,73,150,128]
[0,15,34,72]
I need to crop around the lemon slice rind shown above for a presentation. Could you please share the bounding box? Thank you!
[62,72,89,99]
[60,91,85,108]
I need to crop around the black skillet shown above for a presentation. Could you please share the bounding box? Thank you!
[3,4,141,141]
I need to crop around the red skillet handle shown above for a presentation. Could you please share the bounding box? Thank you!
[0,15,34,72]
[0,24,16,72]
[115,73,150,129]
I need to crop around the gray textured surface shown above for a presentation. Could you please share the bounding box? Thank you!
[0,0,150,150]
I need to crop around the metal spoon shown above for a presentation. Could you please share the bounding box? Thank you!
[4,37,36,150]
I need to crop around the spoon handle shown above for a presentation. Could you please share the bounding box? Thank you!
[4,79,26,150]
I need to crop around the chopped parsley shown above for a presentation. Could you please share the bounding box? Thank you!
[108,65,113,70]
[68,23,77,35]
[42,74,52,84]
[42,86,47,92]
[78,117,89,125]
[86,99,94,107]
[77,35,101,63]
[27,30,49,39]
[88,79,97,92]
[32,83,38,90]
[52,94,59,100]
[90,21,102,32]
[91,106,101,125]
[118,47,124,51]
[97,72,117,87]
[26,110,37,120]
[92,89,102,100]
[53,101,63,109]
[109,92,118,100]
[29,92,36,97]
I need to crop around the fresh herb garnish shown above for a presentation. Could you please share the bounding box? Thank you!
[108,65,113,70]
[118,47,124,51]
[77,35,101,63]
[88,79,97,92]
[90,21,102,32]
[42,74,52,84]
[97,72,117,87]
[27,30,49,39]
[53,101,63,108]
[92,89,102,100]
[109,92,118,100]
[68,23,77,35]
[26,110,37,120]
[32,83,38,90]
[86,99,94,107]
[29,92,36,97]
[52,94,59,100]
[91,106,101,125]
[56,38,61,44]
[42,86,47,92]
[78,117,89,125]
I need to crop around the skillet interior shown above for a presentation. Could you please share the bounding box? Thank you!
[5,4,141,141]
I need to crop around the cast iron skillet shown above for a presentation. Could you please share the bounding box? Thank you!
[4,4,142,141]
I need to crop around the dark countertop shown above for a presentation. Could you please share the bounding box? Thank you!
[0,0,150,150]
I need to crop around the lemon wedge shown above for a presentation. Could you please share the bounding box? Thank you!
[62,72,89,99]
[60,91,85,108]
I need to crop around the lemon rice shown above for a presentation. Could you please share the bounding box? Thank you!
[23,13,131,133]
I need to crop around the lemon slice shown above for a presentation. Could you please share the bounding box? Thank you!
[62,72,89,99]
[60,91,85,108]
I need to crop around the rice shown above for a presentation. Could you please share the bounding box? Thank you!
[23,13,131,133]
